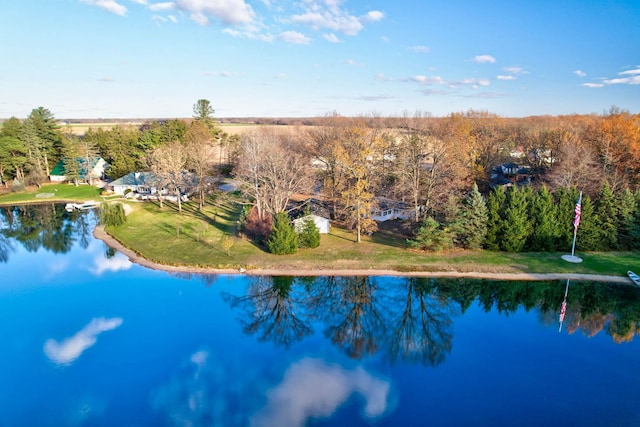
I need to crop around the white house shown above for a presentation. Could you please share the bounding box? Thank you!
[293,214,331,234]
[109,171,195,201]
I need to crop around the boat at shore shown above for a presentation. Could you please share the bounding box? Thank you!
[65,201,100,212]
[628,271,640,287]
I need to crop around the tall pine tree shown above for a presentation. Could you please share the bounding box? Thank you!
[527,186,558,251]
[595,181,618,250]
[484,185,505,250]
[616,188,637,250]
[501,186,531,252]
[457,183,488,249]
[267,212,299,255]
[576,195,600,251]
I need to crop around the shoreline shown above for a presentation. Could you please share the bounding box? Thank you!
[93,226,632,284]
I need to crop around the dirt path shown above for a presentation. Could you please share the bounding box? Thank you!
[93,226,632,284]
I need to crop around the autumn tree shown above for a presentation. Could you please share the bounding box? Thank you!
[148,140,188,212]
[235,129,313,221]
[334,122,378,242]
[304,114,348,219]
[185,121,215,210]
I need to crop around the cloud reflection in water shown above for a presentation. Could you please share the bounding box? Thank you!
[43,317,123,365]
[251,358,390,427]
[153,352,391,426]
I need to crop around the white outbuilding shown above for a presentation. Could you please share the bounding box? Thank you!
[293,214,331,234]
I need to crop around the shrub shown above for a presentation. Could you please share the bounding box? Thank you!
[267,212,298,255]
[100,202,127,227]
[298,216,321,248]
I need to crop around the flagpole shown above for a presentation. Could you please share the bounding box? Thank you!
[570,219,578,257]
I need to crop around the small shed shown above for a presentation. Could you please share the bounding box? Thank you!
[293,214,330,234]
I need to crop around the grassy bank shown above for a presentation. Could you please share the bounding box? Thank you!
[0,183,104,205]
[104,193,640,277]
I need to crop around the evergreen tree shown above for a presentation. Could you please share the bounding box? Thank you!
[594,181,618,250]
[576,195,600,251]
[267,212,299,255]
[457,183,488,249]
[554,186,580,251]
[407,216,452,252]
[631,189,640,249]
[60,135,81,186]
[298,215,321,249]
[442,193,463,247]
[616,188,637,250]
[501,186,531,252]
[484,185,505,250]
[527,186,558,251]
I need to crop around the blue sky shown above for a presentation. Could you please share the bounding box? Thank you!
[1,0,639,118]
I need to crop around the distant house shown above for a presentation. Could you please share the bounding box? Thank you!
[109,171,195,201]
[293,214,331,234]
[371,198,413,222]
[49,157,108,183]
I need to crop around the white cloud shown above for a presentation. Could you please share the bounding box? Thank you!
[583,82,604,88]
[44,317,123,365]
[129,0,148,4]
[289,1,382,36]
[205,71,233,77]
[411,75,445,85]
[363,10,384,22]
[603,76,640,85]
[503,66,527,74]
[620,68,640,75]
[409,45,430,53]
[148,1,174,11]
[323,33,340,43]
[347,58,364,67]
[250,358,390,427]
[497,75,516,80]
[472,54,496,64]
[574,70,586,77]
[279,31,311,44]
[174,0,255,26]
[81,0,128,16]
[90,253,132,275]
[274,73,287,79]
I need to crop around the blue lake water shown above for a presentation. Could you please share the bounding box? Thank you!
[1,204,640,426]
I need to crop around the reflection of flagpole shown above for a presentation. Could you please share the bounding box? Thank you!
[559,279,570,332]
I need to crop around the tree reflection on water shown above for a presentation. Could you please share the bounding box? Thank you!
[222,276,313,348]
[0,203,96,260]
[224,275,640,365]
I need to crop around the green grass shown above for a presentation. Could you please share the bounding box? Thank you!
[105,193,640,277]
[0,183,104,205]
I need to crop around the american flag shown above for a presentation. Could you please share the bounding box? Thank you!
[573,192,582,229]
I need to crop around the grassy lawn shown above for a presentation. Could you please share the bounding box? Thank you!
[105,192,640,277]
[0,183,105,205]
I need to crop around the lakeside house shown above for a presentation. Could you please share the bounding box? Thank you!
[109,171,196,201]
[49,157,108,184]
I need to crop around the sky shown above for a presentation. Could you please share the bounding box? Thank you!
[1,0,639,119]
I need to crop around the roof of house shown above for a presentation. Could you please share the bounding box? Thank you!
[110,171,160,187]
[50,157,104,177]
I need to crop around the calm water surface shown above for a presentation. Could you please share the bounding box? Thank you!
[1,204,640,426]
